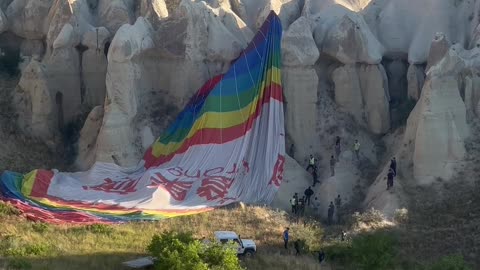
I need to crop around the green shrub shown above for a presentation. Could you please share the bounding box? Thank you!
[350,232,396,270]
[324,240,351,266]
[428,254,472,270]
[147,231,243,270]
[324,232,397,270]
[4,242,52,257]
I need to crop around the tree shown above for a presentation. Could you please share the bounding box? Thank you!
[147,231,243,270]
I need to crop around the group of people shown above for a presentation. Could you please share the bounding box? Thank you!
[305,137,362,185]
[327,194,342,225]
[283,227,326,264]
[289,187,316,217]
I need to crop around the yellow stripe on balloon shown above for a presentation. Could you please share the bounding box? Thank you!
[151,67,281,158]
[21,170,38,197]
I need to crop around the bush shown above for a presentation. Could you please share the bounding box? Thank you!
[324,232,397,270]
[4,242,52,257]
[324,240,351,266]
[147,231,243,270]
[350,232,396,270]
[428,254,472,270]
[393,208,409,224]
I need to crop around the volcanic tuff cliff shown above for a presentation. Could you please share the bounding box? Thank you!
[1,0,480,220]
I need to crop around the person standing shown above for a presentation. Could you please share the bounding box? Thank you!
[334,194,342,222]
[335,136,341,161]
[318,249,326,264]
[312,197,320,211]
[312,169,319,187]
[294,240,301,256]
[353,140,360,161]
[387,168,395,190]
[306,155,316,172]
[298,196,305,216]
[304,186,314,206]
[330,155,336,177]
[327,202,335,225]
[290,144,295,158]
[283,228,290,249]
[390,157,397,176]
[290,196,297,214]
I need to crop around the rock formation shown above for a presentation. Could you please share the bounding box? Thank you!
[332,64,390,134]
[3,0,480,218]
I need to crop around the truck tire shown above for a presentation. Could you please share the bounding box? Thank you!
[244,249,255,258]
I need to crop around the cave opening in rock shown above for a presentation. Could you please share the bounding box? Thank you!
[0,32,22,77]
[382,57,418,129]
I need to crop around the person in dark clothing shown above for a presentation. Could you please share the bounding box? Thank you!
[390,157,397,176]
[298,197,305,216]
[294,240,300,255]
[283,228,289,249]
[341,230,346,241]
[304,186,314,205]
[327,202,335,225]
[290,144,295,158]
[330,155,336,176]
[334,194,342,223]
[387,168,395,190]
[312,169,319,186]
[318,249,326,264]
[335,136,341,161]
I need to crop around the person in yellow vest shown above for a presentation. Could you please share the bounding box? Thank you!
[353,140,360,161]
[306,155,316,172]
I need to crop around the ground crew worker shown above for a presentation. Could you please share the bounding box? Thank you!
[294,240,301,255]
[298,196,305,216]
[330,155,336,176]
[318,249,326,264]
[290,196,297,214]
[327,202,335,225]
[335,136,341,161]
[353,140,360,161]
[312,197,320,211]
[390,157,397,176]
[304,186,314,206]
[306,155,316,172]
[387,168,395,190]
[312,169,319,186]
[334,194,342,223]
[283,228,289,249]
[290,144,295,158]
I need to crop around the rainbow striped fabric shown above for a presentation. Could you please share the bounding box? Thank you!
[0,11,284,224]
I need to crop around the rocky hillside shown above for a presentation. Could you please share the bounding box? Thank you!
[1,0,480,265]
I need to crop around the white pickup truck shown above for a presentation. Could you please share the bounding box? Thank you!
[213,231,257,257]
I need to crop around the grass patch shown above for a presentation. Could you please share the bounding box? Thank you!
[0,206,324,270]
[325,231,397,270]
[0,202,21,216]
